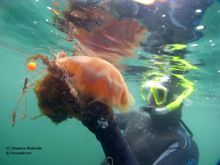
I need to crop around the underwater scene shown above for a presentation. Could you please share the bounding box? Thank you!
[0,0,220,165]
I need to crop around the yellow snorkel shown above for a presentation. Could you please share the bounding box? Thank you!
[155,74,195,114]
[166,74,194,111]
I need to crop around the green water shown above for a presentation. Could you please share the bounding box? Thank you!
[0,0,220,165]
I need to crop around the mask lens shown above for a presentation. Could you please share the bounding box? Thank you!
[150,86,167,106]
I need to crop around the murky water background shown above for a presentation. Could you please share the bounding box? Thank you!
[0,0,220,165]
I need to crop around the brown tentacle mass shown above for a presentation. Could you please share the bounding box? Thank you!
[34,67,81,123]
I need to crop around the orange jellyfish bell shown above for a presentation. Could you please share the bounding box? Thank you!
[56,54,134,112]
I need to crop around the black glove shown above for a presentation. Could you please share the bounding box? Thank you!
[81,101,116,136]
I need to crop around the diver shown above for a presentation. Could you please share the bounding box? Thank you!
[49,0,214,165]
[81,72,199,165]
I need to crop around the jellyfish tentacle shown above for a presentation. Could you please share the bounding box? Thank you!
[27,54,50,65]
[11,68,47,126]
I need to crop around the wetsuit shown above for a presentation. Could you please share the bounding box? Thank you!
[82,103,198,165]
[117,109,198,165]
[91,106,197,165]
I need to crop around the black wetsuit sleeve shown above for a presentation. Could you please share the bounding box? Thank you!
[82,102,139,165]
[95,122,139,165]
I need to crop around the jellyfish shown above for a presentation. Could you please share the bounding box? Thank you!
[31,51,133,123]
[56,53,134,111]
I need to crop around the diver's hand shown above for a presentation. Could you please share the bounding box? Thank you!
[81,101,116,135]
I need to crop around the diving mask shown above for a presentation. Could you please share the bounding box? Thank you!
[141,80,168,106]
